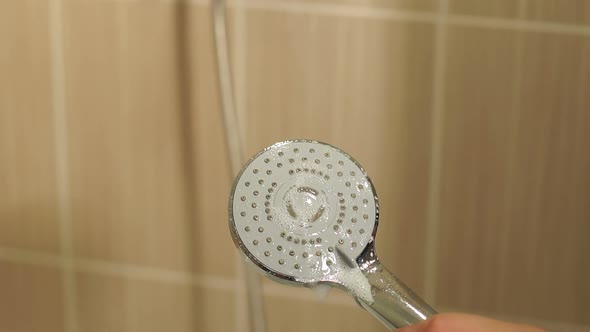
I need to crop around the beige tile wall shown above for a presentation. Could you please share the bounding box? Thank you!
[0,262,64,332]
[0,0,61,253]
[1,0,589,331]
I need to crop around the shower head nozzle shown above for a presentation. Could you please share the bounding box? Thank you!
[229,139,436,329]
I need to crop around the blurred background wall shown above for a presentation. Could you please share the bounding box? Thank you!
[1,0,589,331]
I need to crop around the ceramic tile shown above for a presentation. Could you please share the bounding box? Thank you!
[64,0,188,270]
[437,26,590,324]
[436,25,519,312]
[76,271,235,332]
[0,0,61,252]
[244,9,435,294]
[505,31,590,324]
[63,1,235,275]
[0,262,64,332]
[265,292,386,331]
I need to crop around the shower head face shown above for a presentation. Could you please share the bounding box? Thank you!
[229,140,379,285]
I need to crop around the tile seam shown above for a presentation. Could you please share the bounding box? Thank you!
[52,0,590,36]
[231,0,250,330]
[240,0,590,36]
[0,247,236,290]
[0,247,64,268]
[447,14,590,36]
[241,0,437,23]
[423,0,448,306]
[48,0,78,331]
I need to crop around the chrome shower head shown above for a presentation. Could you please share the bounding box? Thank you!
[229,140,436,329]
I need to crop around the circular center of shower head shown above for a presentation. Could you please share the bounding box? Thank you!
[229,140,379,284]
[285,186,325,223]
[274,174,331,236]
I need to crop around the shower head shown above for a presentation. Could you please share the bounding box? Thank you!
[230,140,378,283]
[229,140,436,329]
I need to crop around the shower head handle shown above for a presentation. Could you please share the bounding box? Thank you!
[356,243,437,329]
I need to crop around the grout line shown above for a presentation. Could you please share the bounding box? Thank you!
[231,1,249,331]
[75,259,237,291]
[261,282,356,306]
[237,0,590,37]
[52,0,590,37]
[0,247,237,291]
[67,0,211,5]
[447,14,590,36]
[48,1,79,332]
[423,0,448,306]
[0,247,64,268]
[240,0,437,23]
